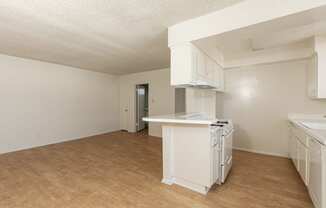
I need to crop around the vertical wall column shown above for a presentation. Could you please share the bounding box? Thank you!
[185,88,217,117]
[161,125,175,185]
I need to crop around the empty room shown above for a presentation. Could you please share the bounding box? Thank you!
[1,1,326,208]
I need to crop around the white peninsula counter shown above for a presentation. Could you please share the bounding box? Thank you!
[143,113,233,194]
[143,113,218,125]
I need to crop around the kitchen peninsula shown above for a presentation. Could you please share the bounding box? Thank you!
[144,113,234,194]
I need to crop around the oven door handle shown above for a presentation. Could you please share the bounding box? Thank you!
[223,129,234,138]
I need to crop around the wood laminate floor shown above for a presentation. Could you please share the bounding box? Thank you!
[0,131,313,208]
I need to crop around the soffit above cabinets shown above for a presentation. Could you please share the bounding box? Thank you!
[0,0,243,75]
[169,1,326,68]
[193,4,326,68]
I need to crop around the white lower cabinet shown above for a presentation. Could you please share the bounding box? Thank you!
[289,128,299,169]
[309,137,324,208]
[289,122,325,208]
[297,140,309,185]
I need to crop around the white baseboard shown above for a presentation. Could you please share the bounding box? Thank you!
[233,147,289,158]
[162,177,208,195]
[174,177,208,195]
[161,178,175,185]
[0,129,120,155]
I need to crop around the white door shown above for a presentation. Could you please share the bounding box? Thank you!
[121,94,129,131]
[136,85,147,132]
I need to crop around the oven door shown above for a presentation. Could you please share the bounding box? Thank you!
[220,129,233,183]
[211,127,222,185]
[221,156,232,183]
[221,129,233,164]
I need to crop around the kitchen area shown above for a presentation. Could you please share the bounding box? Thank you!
[143,40,234,194]
[3,1,326,208]
[144,113,233,194]
[143,2,326,208]
[289,115,326,208]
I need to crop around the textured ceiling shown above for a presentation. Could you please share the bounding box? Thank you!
[0,0,242,74]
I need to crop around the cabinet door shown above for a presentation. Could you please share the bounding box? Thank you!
[170,44,193,86]
[307,53,318,98]
[214,63,224,90]
[194,48,206,80]
[205,57,214,83]
[309,138,322,208]
[211,144,220,185]
[298,140,309,185]
[290,134,298,169]
[204,55,223,89]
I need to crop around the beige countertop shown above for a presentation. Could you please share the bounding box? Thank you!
[143,113,217,125]
[288,114,326,145]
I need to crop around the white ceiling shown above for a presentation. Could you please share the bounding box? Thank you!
[0,0,242,75]
[194,5,326,66]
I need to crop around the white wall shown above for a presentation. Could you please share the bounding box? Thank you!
[186,88,216,117]
[218,60,326,157]
[119,68,175,137]
[0,54,120,154]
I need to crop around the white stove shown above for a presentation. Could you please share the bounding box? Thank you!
[212,120,234,135]
[210,120,234,184]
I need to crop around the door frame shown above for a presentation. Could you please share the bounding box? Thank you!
[134,82,150,132]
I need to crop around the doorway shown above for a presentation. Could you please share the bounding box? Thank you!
[135,84,149,133]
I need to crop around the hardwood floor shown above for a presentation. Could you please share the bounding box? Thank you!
[0,131,313,208]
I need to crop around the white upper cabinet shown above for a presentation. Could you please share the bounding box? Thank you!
[195,48,206,79]
[170,42,224,91]
[308,36,326,99]
[307,53,318,98]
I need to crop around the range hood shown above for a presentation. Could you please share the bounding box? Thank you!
[175,81,217,89]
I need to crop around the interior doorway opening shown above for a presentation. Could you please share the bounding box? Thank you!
[135,84,149,134]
